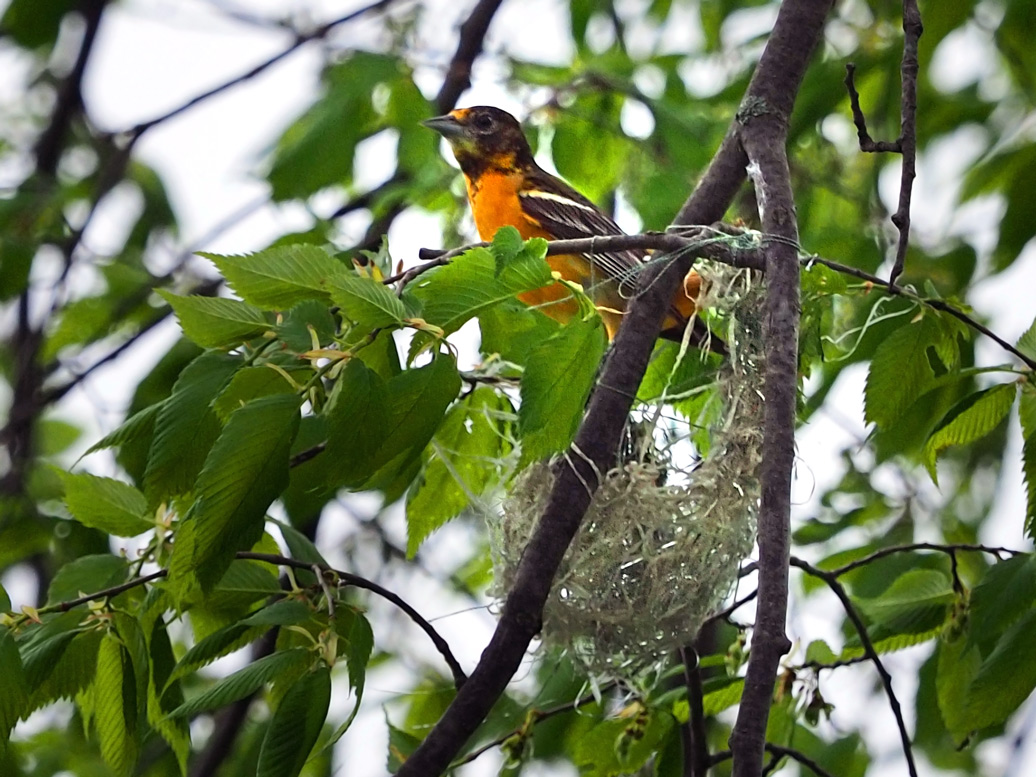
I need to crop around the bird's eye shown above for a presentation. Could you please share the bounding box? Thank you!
[473,113,494,131]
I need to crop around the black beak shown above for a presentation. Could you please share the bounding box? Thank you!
[421,114,465,138]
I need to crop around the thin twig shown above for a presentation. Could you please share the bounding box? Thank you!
[764,743,839,777]
[450,682,617,767]
[888,0,923,285]
[790,557,918,777]
[237,552,467,689]
[829,541,1021,578]
[41,550,466,690]
[843,65,901,154]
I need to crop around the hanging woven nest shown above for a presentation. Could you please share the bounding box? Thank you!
[488,264,766,677]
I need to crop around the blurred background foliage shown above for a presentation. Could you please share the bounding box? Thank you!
[1,0,1035,775]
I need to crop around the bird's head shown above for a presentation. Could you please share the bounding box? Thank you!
[422,106,534,174]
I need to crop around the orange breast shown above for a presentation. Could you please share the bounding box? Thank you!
[466,170,700,341]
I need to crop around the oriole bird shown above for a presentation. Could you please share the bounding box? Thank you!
[422,105,717,350]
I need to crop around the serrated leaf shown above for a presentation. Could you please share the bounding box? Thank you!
[962,609,1036,731]
[403,229,553,336]
[804,639,838,665]
[864,315,943,428]
[158,291,270,348]
[519,314,606,465]
[57,472,151,536]
[83,403,160,458]
[406,387,513,555]
[324,356,461,492]
[46,554,128,606]
[937,633,981,743]
[1022,386,1036,538]
[1018,315,1036,362]
[0,629,28,749]
[145,617,189,774]
[967,554,1036,651]
[169,394,300,597]
[167,648,310,720]
[169,621,261,684]
[275,299,337,353]
[203,245,347,310]
[855,569,953,625]
[93,633,138,777]
[242,600,313,628]
[144,352,240,505]
[923,383,1016,482]
[387,717,421,772]
[211,366,301,423]
[330,273,407,329]
[22,628,101,712]
[257,665,331,777]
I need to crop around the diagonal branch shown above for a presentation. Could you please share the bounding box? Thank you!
[790,556,918,777]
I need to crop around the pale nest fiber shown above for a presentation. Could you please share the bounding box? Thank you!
[488,263,765,676]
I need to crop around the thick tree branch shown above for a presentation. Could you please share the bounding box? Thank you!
[790,557,918,777]
[729,121,798,777]
[397,0,834,773]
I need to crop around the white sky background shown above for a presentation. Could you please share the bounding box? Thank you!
[4,0,1036,774]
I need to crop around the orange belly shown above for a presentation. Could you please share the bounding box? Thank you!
[467,170,700,340]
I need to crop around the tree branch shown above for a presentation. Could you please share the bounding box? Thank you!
[790,557,918,777]
[681,647,710,777]
[829,541,1021,577]
[842,0,924,286]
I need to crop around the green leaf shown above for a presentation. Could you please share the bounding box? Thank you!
[83,403,160,458]
[46,554,128,606]
[702,677,744,716]
[257,665,331,777]
[267,52,399,200]
[57,472,151,536]
[518,314,606,465]
[202,245,347,310]
[962,609,1036,731]
[864,315,941,428]
[144,352,240,505]
[145,618,190,774]
[169,394,300,596]
[157,291,270,348]
[92,633,138,777]
[324,356,461,492]
[552,92,629,202]
[403,229,553,336]
[1,0,77,48]
[386,717,421,773]
[937,633,982,743]
[967,554,1036,652]
[855,569,954,628]
[804,639,838,665]
[22,626,101,711]
[1021,385,1036,538]
[406,387,514,555]
[275,299,337,352]
[0,629,28,750]
[167,648,310,720]
[923,383,1016,482]
[330,273,407,329]
[170,622,262,684]
[211,366,301,423]
[1018,314,1036,362]
[478,297,560,365]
